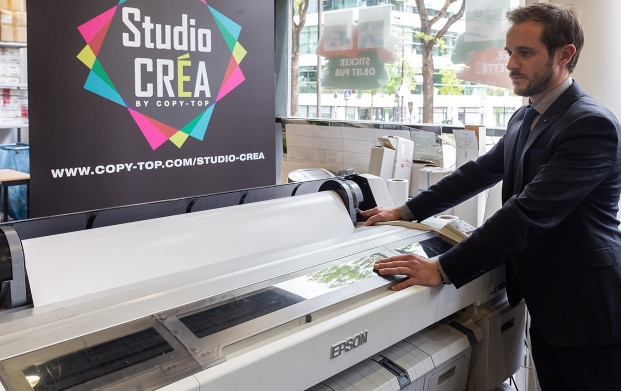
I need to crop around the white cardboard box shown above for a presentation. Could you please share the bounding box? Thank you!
[378,136,414,181]
[409,162,430,197]
[368,146,396,181]
[417,166,453,193]
[454,126,486,168]
[453,126,487,226]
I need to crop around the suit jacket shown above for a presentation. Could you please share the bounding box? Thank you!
[405,82,621,347]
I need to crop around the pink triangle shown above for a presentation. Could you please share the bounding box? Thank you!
[216,66,245,102]
[145,115,179,138]
[128,108,169,150]
[78,6,118,43]
[222,55,238,83]
[88,17,113,56]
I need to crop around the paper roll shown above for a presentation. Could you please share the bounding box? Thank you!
[23,191,355,307]
[387,178,409,206]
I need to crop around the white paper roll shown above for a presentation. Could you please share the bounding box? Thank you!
[23,191,355,307]
[386,178,409,206]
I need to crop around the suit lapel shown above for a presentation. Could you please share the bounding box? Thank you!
[513,110,563,190]
[512,82,586,191]
[506,107,525,192]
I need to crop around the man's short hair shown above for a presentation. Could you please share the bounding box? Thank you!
[507,3,584,73]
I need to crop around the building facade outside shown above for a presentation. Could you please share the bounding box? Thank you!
[293,0,524,129]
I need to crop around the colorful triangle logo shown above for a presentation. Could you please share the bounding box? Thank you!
[78,1,246,150]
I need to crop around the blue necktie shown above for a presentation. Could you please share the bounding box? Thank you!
[513,106,539,169]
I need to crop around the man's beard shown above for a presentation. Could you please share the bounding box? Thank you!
[511,57,554,98]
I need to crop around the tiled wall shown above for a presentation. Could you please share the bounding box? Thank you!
[283,122,411,182]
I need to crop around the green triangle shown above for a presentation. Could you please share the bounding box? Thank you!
[180,111,204,135]
[92,60,117,91]
[214,18,237,52]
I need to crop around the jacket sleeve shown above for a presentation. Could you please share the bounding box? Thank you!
[404,137,505,222]
[440,114,621,288]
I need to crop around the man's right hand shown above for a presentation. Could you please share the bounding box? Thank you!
[358,207,402,226]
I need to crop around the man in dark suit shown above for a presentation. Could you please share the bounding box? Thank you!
[360,3,621,390]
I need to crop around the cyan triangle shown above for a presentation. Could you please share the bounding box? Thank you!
[189,105,215,141]
[217,23,237,52]
[92,59,117,90]
[84,71,126,107]
[180,111,203,135]
[118,0,127,4]
[208,6,241,41]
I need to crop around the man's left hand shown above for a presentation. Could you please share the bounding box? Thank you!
[374,254,444,290]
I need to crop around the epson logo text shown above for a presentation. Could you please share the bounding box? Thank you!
[330,331,368,359]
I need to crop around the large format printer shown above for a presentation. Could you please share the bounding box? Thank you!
[0,175,524,391]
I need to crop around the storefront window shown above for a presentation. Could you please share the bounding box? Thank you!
[494,106,516,127]
[289,0,524,128]
[458,107,482,125]
[418,106,448,124]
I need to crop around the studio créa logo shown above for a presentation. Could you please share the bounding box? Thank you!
[76,0,247,150]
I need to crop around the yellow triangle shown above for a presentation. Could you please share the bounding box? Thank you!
[77,45,96,69]
[170,131,190,148]
[233,42,247,64]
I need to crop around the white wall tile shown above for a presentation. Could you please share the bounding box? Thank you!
[314,149,344,164]
[286,146,314,161]
[286,135,314,148]
[313,136,343,151]
[342,139,375,154]
[285,123,313,136]
[343,152,371,167]
[313,125,342,139]
[342,127,376,141]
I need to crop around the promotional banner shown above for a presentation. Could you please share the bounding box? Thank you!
[28,0,275,217]
[317,5,394,90]
[452,0,514,89]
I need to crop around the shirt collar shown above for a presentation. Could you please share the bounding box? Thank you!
[530,76,573,115]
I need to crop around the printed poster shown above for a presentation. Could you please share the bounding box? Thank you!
[28,0,275,217]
